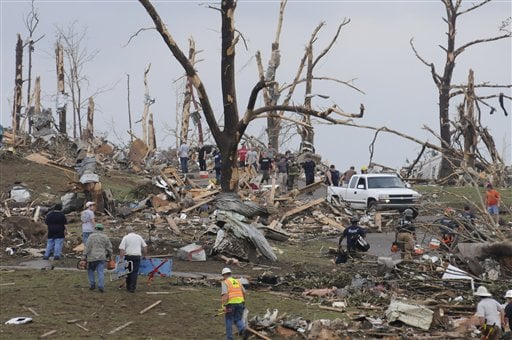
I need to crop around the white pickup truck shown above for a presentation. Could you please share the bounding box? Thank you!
[326,173,421,212]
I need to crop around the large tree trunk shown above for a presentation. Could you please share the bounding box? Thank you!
[461,69,476,169]
[56,42,66,134]
[12,34,23,135]
[33,76,41,115]
[148,112,156,152]
[219,0,241,192]
[84,96,94,141]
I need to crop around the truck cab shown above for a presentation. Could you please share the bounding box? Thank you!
[327,173,421,212]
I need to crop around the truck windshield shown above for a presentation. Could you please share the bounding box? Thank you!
[367,176,406,189]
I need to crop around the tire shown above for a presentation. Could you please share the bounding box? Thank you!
[367,200,377,212]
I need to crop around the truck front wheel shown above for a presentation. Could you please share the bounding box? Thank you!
[367,200,377,212]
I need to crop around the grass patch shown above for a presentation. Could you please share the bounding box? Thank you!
[0,269,344,339]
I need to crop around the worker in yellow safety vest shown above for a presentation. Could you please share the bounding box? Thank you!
[221,267,248,340]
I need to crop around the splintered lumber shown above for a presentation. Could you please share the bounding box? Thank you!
[165,216,181,235]
[108,321,134,334]
[247,327,272,340]
[263,220,290,241]
[27,307,39,316]
[268,177,276,205]
[74,323,89,332]
[319,305,345,312]
[190,189,219,201]
[159,171,181,202]
[293,180,323,195]
[139,300,161,314]
[181,197,215,213]
[316,215,345,231]
[280,197,324,222]
[25,153,76,174]
[39,330,57,338]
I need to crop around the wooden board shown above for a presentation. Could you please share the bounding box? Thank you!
[280,197,324,222]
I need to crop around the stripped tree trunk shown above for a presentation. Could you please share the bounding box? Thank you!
[148,112,156,152]
[12,34,23,135]
[127,74,133,142]
[460,69,476,169]
[141,64,151,146]
[85,96,94,141]
[33,76,41,115]
[55,42,66,134]
[180,39,196,144]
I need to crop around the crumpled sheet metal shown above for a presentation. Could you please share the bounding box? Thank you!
[217,210,277,262]
[215,193,269,218]
[385,300,434,331]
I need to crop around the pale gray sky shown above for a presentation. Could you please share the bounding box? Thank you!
[1,0,511,170]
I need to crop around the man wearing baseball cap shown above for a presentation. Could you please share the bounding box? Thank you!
[221,267,248,340]
[474,286,505,340]
[81,201,96,246]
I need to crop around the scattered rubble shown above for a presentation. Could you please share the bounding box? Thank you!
[1,129,511,339]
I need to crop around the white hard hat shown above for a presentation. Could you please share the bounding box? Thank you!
[474,286,492,297]
[505,290,512,298]
[221,267,231,275]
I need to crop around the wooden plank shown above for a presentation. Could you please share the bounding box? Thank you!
[74,323,89,332]
[280,197,324,222]
[165,216,181,235]
[139,300,161,314]
[268,177,276,205]
[247,327,272,340]
[181,197,215,213]
[108,321,134,334]
[190,189,219,201]
[159,171,181,203]
[316,215,345,231]
[39,330,57,338]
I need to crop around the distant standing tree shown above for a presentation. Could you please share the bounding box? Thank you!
[139,0,361,192]
[23,0,45,134]
[55,22,98,139]
[410,0,511,180]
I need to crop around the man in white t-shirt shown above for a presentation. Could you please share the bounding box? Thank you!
[119,230,148,293]
[81,202,96,245]
[474,285,505,340]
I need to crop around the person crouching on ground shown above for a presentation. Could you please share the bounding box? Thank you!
[396,208,416,260]
[474,285,505,340]
[221,267,248,340]
[83,223,112,292]
[338,216,367,255]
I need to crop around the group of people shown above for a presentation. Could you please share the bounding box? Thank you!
[43,201,148,294]
[325,165,368,187]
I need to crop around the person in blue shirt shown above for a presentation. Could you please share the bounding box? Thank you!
[214,150,222,184]
[339,216,367,253]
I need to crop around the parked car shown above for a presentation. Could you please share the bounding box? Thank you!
[326,173,421,212]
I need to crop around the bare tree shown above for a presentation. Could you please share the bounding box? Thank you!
[23,0,45,134]
[410,0,511,180]
[55,22,99,139]
[256,1,361,152]
[139,0,363,192]
[12,34,24,135]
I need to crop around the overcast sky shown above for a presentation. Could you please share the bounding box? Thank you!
[1,0,511,170]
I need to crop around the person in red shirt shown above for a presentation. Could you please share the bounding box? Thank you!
[485,183,500,226]
[238,144,247,168]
